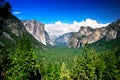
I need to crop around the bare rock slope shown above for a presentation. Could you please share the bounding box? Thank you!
[68,19,120,48]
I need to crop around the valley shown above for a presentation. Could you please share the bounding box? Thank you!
[0,0,120,80]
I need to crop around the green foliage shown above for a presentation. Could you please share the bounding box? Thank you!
[101,47,120,80]
[1,1,120,79]
[70,46,120,80]
[72,47,97,80]
[0,47,10,80]
[60,62,71,80]
[89,38,120,52]
[35,46,82,80]
[34,45,120,80]
[6,36,41,80]
[1,36,120,80]
[95,53,106,80]
[45,63,61,80]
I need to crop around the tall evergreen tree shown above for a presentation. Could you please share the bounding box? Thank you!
[60,62,71,80]
[0,47,10,80]
[0,0,11,18]
[72,47,97,80]
[6,36,41,79]
[0,0,12,34]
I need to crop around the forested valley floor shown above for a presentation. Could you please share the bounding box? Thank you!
[1,36,120,80]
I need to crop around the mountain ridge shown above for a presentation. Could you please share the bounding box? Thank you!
[69,18,120,48]
[0,11,48,49]
[53,18,120,48]
[54,32,74,46]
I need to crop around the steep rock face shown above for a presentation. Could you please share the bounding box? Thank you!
[22,20,48,45]
[78,26,93,37]
[0,15,26,36]
[68,34,79,48]
[69,19,120,48]
[0,13,46,48]
[69,26,93,48]
[86,28,106,44]
[54,32,73,46]
[106,29,117,41]
[105,19,120,40]
[45,31,50,44]
[0,14,27,47]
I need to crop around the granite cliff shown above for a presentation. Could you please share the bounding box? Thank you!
[22,20,50,45]
[54,32,74,46]
[0,9,49,47]
[60,19,120,48]
[68,19,120,48]
[0,13,27,47]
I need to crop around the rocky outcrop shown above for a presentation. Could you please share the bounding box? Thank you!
[0,15,26,36]
[69,19,120,48]
[45,31,50,44]
[0,12,46,48]
[105,19,120,40]
[106,29,117,41]
[0,41,5,47]
[2,32,16,43]
[22,20,49,45]
[0,14,27,47]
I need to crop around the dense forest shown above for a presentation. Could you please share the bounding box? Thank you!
[0,0,120,80]
[0,36,120,80]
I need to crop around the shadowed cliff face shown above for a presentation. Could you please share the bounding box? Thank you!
[68,19,120,48]
[0,13,28,47]
[0,12,47,48]
[22,20,50,45]
[0,14,26,36]
[45,31,50,44]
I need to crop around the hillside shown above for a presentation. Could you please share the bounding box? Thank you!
[0,8,45,49]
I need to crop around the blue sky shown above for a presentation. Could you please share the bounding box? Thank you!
[6,0,120,24]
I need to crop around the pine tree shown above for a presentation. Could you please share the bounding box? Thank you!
[0,0,12,34]
[102,47,120,80]
[72,47,97,80]
[95,53,106,80]
[0,0,12,18]
[0,47,10,80]
[6,36,41,79]
[46,63,61,80]
[60,62,71,80]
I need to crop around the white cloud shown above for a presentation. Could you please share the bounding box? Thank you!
[73,18,109,28]
[45,22,77,40]
[55,21,63,25]
[45,18,109,40]
[13,12,22,15]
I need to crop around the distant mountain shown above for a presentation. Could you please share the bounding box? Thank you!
[22,20,50,45]
[69,18,120,48]
[54,32,74,46]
